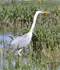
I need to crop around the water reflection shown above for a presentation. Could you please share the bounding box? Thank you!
[58,66,60,70]
[47,64,50,70]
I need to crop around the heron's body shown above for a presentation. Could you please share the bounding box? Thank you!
[10,31,32,49]
[5,9,50,55]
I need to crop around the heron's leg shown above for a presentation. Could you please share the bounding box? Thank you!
[18,49,22,56]
[13,49,17,53]
[26,44,30,55]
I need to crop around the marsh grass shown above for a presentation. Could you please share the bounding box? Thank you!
[0,43,60,70]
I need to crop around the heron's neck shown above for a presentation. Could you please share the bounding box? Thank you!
[30,13,38,33]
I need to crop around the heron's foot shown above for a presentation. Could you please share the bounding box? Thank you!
[18,53,21,56]
[18,49,22,56]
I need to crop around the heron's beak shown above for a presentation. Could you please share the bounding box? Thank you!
[42,11,50,13]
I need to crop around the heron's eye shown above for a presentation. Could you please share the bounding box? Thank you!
[37,9,41,11]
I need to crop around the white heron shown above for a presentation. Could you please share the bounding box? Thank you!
[6,9,50,56]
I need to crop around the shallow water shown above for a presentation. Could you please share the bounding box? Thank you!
[0,34,18,48]
[0,34,31,70]
[0,34,60,70]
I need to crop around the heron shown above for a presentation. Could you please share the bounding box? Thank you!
[6,9,50,56]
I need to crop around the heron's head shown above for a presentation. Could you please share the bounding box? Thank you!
[36,9,50,15]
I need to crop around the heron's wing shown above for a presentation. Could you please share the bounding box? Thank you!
[11,33,28,45]
[9,32,32,49]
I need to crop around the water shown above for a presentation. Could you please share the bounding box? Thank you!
[2,0,60,3]
[0,34,60,70]
[0,34,29,70]
[0,34,19,48]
